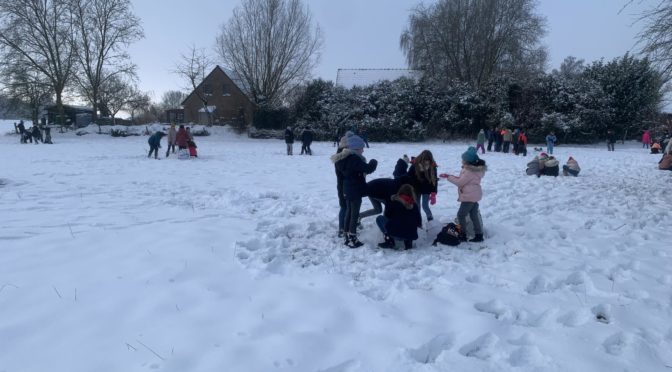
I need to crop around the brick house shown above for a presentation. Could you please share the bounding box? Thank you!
[181,65,255,126]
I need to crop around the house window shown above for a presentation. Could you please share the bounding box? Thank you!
[222,83,230,96]
[202,84,212,96]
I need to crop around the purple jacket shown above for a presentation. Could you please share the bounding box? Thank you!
[445,163,486,202]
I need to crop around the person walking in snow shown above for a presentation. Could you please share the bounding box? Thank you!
[476,129,486,154]
[487,127,495,152]
[407,150,438,223]
[284,126,295,155]
[512,128,520,155]
[518,130,528,156]
[333,135,378,248]
[546,131,557,155]
[147,131,165,159]
[607,129,616,151]
[642,129,652,149]
[165,123,177,157]
[176,125,188,150]
[376,184,422,250]
[440,146,487,242]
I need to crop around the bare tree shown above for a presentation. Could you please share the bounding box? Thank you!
[0,0,76,125]
[173,45,213,124]
[215,0,323,107]
[161,90,187,110]
[400,0,547,89]
[71,0,144,122]
[126,89,151,124]
[98,74,132,124]
[0,55,52,125]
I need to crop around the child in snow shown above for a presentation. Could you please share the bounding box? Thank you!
[651,142,661,154]
[376,184,422,250]
[407,150,438,222]
[284,126,295,155]
[562,156,581,176]
[188,139,198,157]
[166,123,177,157]
[147,131,165,159]
[332,135,378,248]
[360,177,405,221]
[440,146,487,242]
[331,135,350,238]
[518,130,528,156]
[476,129,486,154]
[176,125,188,150]
[642,130,651,149]
[546,132,557,155]
[393,154,410,179]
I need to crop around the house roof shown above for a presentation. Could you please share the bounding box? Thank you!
[335,68,423,89]
[181,65,253,106]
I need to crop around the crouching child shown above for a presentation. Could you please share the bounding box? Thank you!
[376,184,422,249]
[562,156,580,176]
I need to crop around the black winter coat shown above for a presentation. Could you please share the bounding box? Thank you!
[407,164,438,195]
[301,129,314,144]
[334,151,378,200]
[366,178,402,201]
[393,158,408,178]
[284,129,294,144]
[384,196,422,241]
[148,132,164,147]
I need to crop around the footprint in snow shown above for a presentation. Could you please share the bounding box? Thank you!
[407,333,455,364]
[474,299,510,319]
[603,332,633,355]
[459,332,500,360]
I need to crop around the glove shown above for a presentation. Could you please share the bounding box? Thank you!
[429,192,436,205]
[439,173,450,179]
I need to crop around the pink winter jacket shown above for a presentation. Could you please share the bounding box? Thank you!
[642,131,651,144]
[445,163,486,202]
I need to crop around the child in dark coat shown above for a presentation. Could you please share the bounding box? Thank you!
[376,184,422,249]
[147,131,165,159]
[393,154,410,178]
[332,135,378,248]
[407,150,438,222]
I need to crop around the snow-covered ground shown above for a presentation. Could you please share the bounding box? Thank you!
[1,120,671,372]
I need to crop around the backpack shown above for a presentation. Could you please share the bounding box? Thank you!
[432,223,461,246]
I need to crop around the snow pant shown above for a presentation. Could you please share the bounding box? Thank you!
[166,143,175,156]
[487,139,493,152]
[513,141,519,155]
[519,145,527,157]
[547,143,554,155]
[643,143,650,149]
[338,195,346,233]
[503,141,510,153]
[301,142,312,155]
[286,143,293,155]
[495,141,502,152]
[457,202,482,235]
[562,165,579,177]
[607,142,615,151]
[421,193,433,221]
[344,198,362,235]
[476,144,485,154]
[148,145,159,158]
[359,197,384,219]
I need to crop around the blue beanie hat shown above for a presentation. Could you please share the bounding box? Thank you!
[461,146,479,164]
[347,135,365,150]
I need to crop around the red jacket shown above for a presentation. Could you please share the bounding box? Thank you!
[176,128,188,147]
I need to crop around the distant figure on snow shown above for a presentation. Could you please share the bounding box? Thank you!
[476,129,486,154]
[176,125,188,150]
[607,129,616,151]
[284,126,295,156]
[650,142,661,154]
[546,131,557,155]
[300,127,314,155]
[642,129,652,149]
[166,123,177,157]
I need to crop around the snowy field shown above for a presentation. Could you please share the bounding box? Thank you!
[1,120,671,372]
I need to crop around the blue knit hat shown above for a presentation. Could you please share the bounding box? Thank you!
[347,135,365,150]
[461,146,479,164]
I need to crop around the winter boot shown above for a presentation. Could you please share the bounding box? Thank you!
[459,233,468,242]
[469,234,484,243]
[404,240,413,249]
[377,235,395,249]
[347,234,364,248]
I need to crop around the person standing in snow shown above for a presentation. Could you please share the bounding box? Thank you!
[607,129,616,151]
[642,129,652,149]
[165,123,177,157]
[502,128,512,153]
[176,125,188,150]
[518,130,528,156]
[333,135,378,248]
[376,184,422,250]
[147,131,165,159]
[284,126,295,155]
[487,127,495,152]
[476,129,486,154]
[512,128,520,155]
[300,126,314,155]
[407,150,438,223]
[546,131,557,155]
[331,135,349,238]
[440,146,487,242]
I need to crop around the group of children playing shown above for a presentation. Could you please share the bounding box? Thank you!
[147,123,198,159]
[331,131,486,249]
[525,153,581,177]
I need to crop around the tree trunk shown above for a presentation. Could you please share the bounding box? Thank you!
[56,90,66,129]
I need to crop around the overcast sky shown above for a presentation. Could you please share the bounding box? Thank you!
[128,0,653,102]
